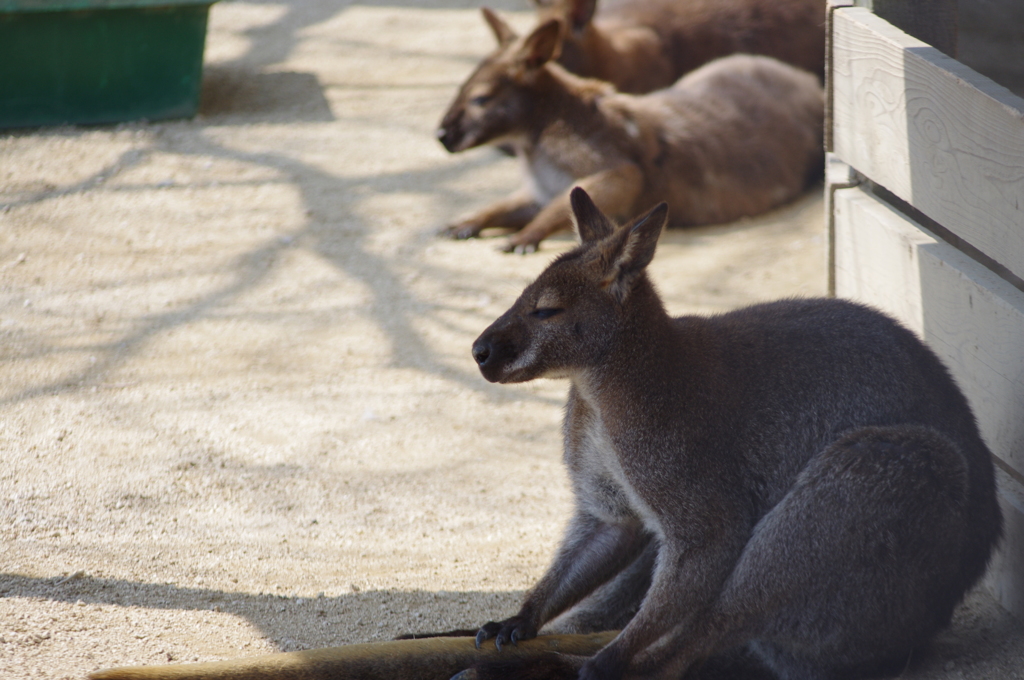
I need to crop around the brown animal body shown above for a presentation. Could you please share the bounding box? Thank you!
[533,0,825,94]
[461,189,1002,680]
[437,14,823,253]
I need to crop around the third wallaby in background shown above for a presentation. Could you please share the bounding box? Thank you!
[532,0,825,93]
[437,12,823,253]
[459,188,1002,680]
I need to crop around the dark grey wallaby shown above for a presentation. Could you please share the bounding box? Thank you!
[461,188,1002,680]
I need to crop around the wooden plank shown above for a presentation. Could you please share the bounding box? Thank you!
[831,8,1024,284]
[824,0,856,152]
[833,186,1024,478]
[824,152,861,296]
[834,185,1024,617]
[833,185,930,333]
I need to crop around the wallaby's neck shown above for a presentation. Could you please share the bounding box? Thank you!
[571,278,686,413]
[520,65,615,146]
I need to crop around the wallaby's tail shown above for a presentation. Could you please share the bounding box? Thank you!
[88,632,616,680]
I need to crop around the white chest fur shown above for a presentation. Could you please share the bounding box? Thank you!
[523,152,575,205]
[573,395,666,540]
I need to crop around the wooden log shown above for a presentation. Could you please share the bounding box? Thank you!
[88,632,617,680]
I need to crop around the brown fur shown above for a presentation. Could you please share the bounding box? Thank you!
[464,189,1001,679]
[87,632,616,680]
[533,0,825,94]
[437,14,823,253]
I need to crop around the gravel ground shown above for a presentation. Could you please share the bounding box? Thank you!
[1,2,1020,679]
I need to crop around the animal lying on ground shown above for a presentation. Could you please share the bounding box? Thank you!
[460,187,1002,680]
[87,632,617,680]
[437,13,824,253]
[530,0,825,94]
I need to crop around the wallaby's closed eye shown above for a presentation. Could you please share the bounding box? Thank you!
[460,188,1002,680]
[531,0,825,94]
[437,12,823,253]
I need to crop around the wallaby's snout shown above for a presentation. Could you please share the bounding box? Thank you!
[471,337,491,368]
[472,316,522,383]
[436,77,493,154]
[436,112,464,154]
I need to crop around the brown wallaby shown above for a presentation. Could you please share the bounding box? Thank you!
[531,0,825,94]
[460,188,1002,680]
[437,12,823,253]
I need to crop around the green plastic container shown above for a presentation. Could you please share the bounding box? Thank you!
[0,0,215,128]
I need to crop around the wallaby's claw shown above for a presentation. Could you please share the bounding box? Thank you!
[501,240,539,254]
[475,622,500,649]
[475,618,537,650]
[439,223,482,240]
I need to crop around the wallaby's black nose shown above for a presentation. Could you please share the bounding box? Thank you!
[436,125,461,153]
[472,340,491,367]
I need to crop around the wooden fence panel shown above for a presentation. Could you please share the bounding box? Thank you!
[831,7,1024,283]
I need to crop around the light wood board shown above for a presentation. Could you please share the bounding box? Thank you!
[831,7,1024,283]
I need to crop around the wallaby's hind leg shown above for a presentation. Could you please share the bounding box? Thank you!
[691,425,974,680]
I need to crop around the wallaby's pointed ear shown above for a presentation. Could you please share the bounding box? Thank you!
[620,201,668,273]
[482,7,517,46]
[568,0,598,30]
[598,202,668,302]
[518,19,563,70]
[570,187,615,243]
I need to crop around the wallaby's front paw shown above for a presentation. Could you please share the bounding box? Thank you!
[500,239,539,255]
[439,222,483,240]
[475,617,538,650]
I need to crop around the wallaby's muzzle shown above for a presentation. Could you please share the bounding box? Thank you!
[471,332,511,383]
[472,315,526,383]
[436,123,462,154]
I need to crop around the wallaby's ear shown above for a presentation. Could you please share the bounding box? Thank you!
[517,19,563,71]
[570,187,615,243]
[597,201,668,302]
[482,7,517,46]
[568,0,598,30]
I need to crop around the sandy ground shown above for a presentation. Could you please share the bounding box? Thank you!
[1,1,1021,679]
